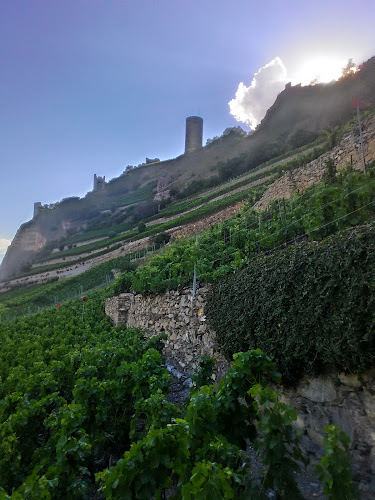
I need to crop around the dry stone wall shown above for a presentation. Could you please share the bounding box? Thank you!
[255,112,375,209]
[105,287,229,379]
[106,287,375,495]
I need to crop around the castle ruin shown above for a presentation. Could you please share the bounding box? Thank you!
[93,174,106,192]
[33,202,42,218]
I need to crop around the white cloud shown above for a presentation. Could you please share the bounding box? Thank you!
[0,238,11,255]
[229,57,287,129]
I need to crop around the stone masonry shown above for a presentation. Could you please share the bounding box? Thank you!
[106,287,375,496]
[105,287,229,380]
[255,112,375,209]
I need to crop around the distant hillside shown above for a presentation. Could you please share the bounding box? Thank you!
[1,56,374,281]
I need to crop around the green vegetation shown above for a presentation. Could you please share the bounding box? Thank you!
[0,256,136,319]
[0,291,357,499]
[150,231,171,248]
[0,291,171,498]
[23,181,270,271]
[116,167,374,294]
[315,425,359,499]
[169,140,327,208]
[96,349,357,499]
[206,224,374,385]
[32,136,331,268]
[0,168,365,499]
[28,243,123,275]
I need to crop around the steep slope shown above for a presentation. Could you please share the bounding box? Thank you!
[1,56,375,281]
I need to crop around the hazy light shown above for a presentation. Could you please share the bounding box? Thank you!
[0,238,11,254]
[290,57,349,85]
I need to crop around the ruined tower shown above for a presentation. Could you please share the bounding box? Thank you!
[185,116,203,154]
[93,174,106,192]
[33,202,42,218]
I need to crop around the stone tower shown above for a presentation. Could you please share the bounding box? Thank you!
[185,116,203,154]
[33,202,42,218]
[93,174,106,192]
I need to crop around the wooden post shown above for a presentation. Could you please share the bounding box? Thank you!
[278,199,283,220]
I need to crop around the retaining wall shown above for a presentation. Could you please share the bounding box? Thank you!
[106,287,375,496]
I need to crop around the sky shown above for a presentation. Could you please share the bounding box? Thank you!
[1,0,374,261]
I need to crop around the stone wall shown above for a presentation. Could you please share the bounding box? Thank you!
[255,112,375,209]
[106,287,375,496]
[282,373,375,497]
[105,287,229,379]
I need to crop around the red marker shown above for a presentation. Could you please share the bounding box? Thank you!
[351,96,365,109]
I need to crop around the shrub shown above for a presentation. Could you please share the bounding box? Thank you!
[113,272,133,294]
[150,232,171,248]
[138,221,146,234]
[206,225,375,385]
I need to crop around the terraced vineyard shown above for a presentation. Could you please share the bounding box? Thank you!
[1,135,335,291]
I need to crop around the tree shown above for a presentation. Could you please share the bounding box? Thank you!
[325,157,337,184]
[150,232,171,248]
[138,221,146,234]
[341,59,357,79]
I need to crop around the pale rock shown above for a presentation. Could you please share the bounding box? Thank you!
[360,389,375,418]
[338,373,362,388]
[307,428,324,447]
[298,377,336,403]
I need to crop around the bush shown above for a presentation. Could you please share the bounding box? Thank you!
[138,221,146,234]
[150,232,171,249]
[113,272,133,294]
[206,225,375,385]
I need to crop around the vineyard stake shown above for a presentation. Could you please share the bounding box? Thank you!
[192,234,199,297]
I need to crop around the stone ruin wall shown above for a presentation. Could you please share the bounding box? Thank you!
[255,112,375,210]
[106,288,375,496]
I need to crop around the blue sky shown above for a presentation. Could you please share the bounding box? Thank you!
[1,0,374,260]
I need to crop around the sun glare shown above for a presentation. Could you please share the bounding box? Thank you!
[291,57,348,86]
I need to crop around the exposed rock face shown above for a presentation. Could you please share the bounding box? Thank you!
[106,287,375,496]
[0,218,77,282]
[154,175,172,202]
[0,224,46,281]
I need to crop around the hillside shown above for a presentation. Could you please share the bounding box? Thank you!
[0,165,373,496]
[1,77,374,496]
[1,56,375,284]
